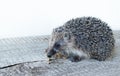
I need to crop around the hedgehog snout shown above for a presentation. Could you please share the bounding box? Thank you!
[47,52,52,58]
[47,40,65,58]
[47,48,57,58]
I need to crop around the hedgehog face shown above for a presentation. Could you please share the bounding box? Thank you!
[47,39,65,58]
[46,29,71,58]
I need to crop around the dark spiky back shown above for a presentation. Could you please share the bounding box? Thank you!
[63,17,115,56]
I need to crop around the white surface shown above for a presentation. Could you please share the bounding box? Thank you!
[0,0,120,38]
[0,36,49,68]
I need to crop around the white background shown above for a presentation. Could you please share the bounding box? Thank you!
[0,0,120,38]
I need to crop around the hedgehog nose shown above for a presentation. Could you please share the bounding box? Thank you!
[47,53,52,58]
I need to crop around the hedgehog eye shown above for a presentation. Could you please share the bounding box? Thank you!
[55,43,61,48]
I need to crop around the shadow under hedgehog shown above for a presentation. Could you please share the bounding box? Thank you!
[46,17,115,62]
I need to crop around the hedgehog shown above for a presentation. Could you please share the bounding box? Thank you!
[46,17,115,62]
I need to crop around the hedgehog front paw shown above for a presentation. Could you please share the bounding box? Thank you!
[68,55,82,62]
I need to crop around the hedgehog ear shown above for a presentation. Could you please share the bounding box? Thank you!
[63,32,70,41]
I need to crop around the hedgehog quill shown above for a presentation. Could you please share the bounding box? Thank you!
[46,17,115,63]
